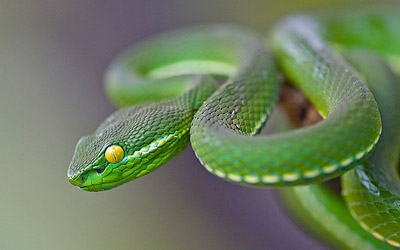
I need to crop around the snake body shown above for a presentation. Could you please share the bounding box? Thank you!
[68,4,400,249]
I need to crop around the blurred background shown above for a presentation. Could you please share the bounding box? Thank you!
[0,1,365,249]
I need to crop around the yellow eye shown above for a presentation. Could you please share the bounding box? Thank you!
[105,145,124,163]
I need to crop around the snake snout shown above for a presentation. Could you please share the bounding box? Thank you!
[68,171,88,188]
[68,176,79,186]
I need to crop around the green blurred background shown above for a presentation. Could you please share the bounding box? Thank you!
[0,1,364,249]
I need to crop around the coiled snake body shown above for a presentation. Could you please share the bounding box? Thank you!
[68,4,400,249]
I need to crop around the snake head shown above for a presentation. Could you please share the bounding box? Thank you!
[68,104,193,191]
[68,133,125,191]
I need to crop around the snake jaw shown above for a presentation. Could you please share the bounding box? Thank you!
[69,155,148,191]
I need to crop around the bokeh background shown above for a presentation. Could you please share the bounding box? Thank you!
[0,1,365,249]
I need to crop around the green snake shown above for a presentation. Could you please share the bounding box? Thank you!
[68,4,400,249]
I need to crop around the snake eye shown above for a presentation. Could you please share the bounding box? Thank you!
[105,145,124,163]
[81,176,85,182]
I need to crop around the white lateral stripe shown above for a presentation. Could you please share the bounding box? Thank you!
[340,157,353,167]
[374,134,380,144]
[204,164,213,173]
[244,175,260,183]
[214,169,226,178]
[386,239,400,248]
[371,231,384,241]
[355,151,365,160]
[366,143,374,152]
[322,164,337,174]
[282,173,300,182]
[262,175,279,183]
[227,173,242,182]
[304,170,320,178]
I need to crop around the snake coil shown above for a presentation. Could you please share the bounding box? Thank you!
[68,4,400,249]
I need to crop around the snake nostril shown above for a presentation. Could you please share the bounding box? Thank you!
[81,176,85,182]
[96,168,105,174]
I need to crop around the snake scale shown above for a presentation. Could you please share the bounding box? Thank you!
[68,4,400,249]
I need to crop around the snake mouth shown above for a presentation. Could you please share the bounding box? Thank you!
[79,184,97,191]
[68,176,99,191]
[76,183,110,192]
[69,160,143,191]
[68,167,109,191]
